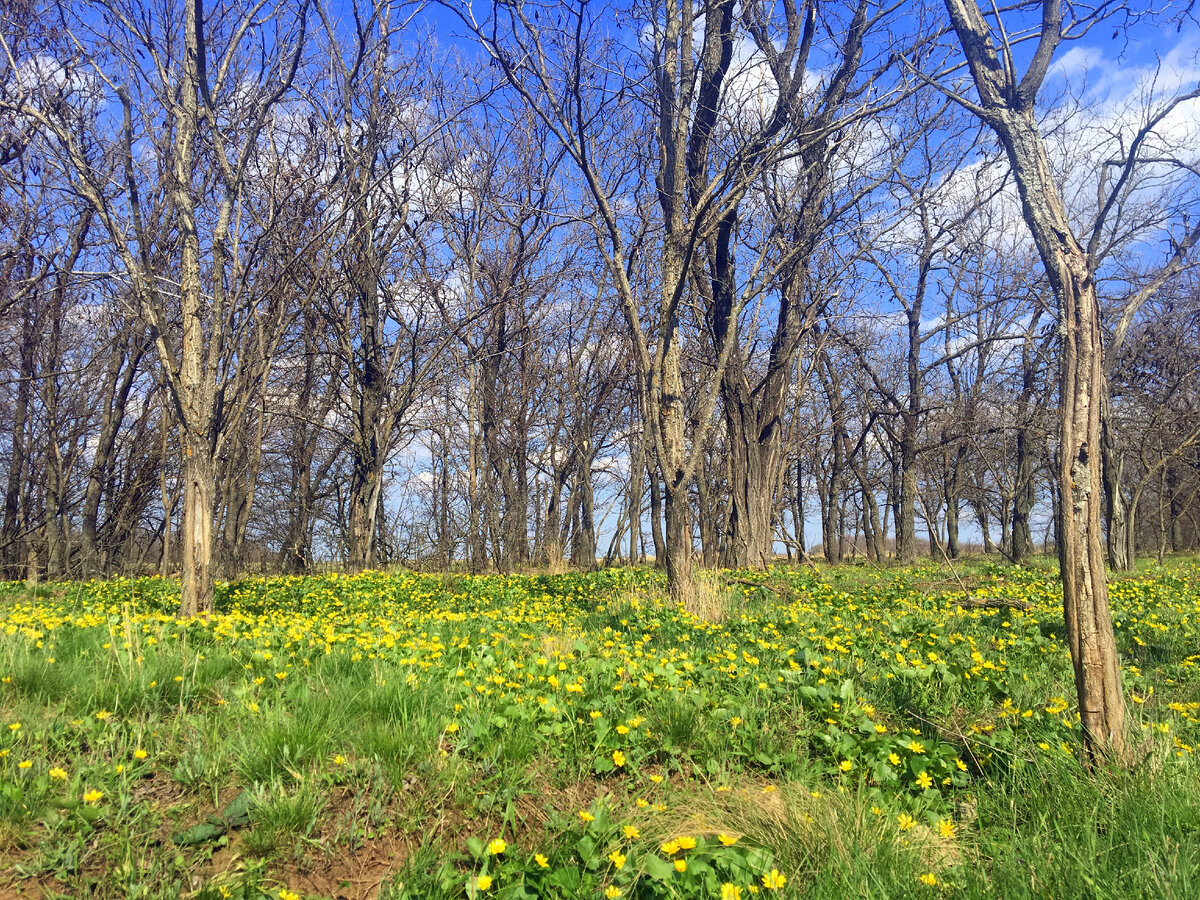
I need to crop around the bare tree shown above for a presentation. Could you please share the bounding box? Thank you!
[2,0,309,613]
[934,0,1200,763]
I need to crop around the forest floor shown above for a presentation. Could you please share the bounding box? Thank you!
[0,558,1198,899]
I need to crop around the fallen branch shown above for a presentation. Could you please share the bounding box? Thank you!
[955,596,1033,611]
[720,576,788,597]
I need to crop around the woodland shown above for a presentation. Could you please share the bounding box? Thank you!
[2,0,1200,767]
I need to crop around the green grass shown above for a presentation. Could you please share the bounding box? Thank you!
[0,562,1197,898]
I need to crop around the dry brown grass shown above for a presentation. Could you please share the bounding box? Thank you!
[682,571,737,622]
[630,779,963,888]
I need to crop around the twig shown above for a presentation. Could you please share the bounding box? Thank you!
[720,576,787,597]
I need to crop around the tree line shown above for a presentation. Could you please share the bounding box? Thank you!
[2,0,1199,761]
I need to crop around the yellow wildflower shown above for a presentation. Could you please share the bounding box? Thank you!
[762,869,787,890]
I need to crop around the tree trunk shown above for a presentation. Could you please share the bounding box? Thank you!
[976,503,995,555]
[174,0,215,617]
[179,442,215,616]
[695,469,720,568]
[626,430,644,564]
[283,465,313,574]
[1,299,35,579]
[1011,349,1039,565]
[897,428,918,563]
[81,338,143,574]
[1101,390,1133,571]
[942,0,1129,762]
[648,469,666,567]
[945,462,962,560]
[663,480,694,606]
[544,457,569,570]
[570,453,596,569]
[793,457,807,556]
[1057,264,1129,762]
[722,413,776,568]
[347,455,384,572]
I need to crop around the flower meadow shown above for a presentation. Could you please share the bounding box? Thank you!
[1,561,1199,898]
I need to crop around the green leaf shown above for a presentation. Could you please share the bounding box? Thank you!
[839,679,855,702]
[643,854,677,882]
[220,789,256,827]
[576,834,596,861]
[173,821,226,845]
[76,805,103,824]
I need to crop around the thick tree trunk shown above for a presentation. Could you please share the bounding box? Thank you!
[942,0,1129,762]
[663,481,694,606]
[173,0,216,617]
[1000,117,1129,760]
[658,246,695,604]
[179,442,215,616]
[722,415,777,568]
[346,458,383,572]
[1057,266,1129,762]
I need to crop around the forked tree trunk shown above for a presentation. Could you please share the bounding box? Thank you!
[944,0,1129,763]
